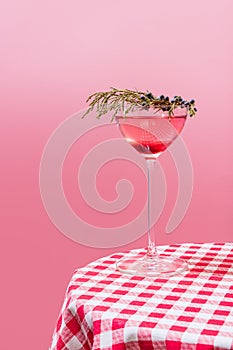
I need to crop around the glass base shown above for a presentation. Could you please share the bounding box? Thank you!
[116,255,188,277]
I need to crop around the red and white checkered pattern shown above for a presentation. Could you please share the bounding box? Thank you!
[50,243,233,350]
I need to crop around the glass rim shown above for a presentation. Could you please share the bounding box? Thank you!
[115,106,188,118]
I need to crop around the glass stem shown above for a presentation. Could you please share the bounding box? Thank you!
[146,159,159,260]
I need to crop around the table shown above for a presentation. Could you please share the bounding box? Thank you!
[50,243,233,350]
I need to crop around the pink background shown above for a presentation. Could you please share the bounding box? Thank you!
[1,1,233,349]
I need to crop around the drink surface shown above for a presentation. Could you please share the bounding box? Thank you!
[116,116,186,159]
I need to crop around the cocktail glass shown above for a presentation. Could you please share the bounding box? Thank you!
[115,106,188,277]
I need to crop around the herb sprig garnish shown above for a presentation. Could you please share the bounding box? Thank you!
[83,87,197,121]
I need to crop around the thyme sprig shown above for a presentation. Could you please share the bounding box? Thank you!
[83,87,197,121]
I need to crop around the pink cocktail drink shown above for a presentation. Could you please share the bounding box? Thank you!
[115,110,188,276]
[84,87,196,277]
[116,116,186,158]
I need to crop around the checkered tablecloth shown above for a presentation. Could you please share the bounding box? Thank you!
[50,243,233,350]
